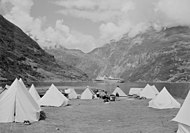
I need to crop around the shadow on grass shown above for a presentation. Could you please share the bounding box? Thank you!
[66,103,72,106]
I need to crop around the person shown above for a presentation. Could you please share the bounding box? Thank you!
[99,90,106,99]
[116,92,119,97]
[96,90,100,98]
[104,98,109,103]
[24,120,31,125]
[63,88,69,98]
[103,91,110,103]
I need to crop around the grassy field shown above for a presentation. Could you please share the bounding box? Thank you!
[0,98,182,133]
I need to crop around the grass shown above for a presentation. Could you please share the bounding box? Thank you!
[0,98,181,133]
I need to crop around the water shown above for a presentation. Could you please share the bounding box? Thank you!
[1,81,190,99]
[33,81,190,99]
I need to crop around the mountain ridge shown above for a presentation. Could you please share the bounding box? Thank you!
[0,15,89,82]
[48,25,190,82]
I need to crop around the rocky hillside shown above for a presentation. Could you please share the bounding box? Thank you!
[46,47,105,78]
[121,26,190,82]
[90,26,190,82]
[48,26,190,82]
[0,15,89,82]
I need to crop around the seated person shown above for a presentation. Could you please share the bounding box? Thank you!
[96,90,100,98]
[103,91,110,103]
[104,98,109,103]
[116,92,119,97]
[99,90,106,99]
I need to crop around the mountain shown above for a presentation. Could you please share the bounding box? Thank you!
[46,47,105,78]
[90,26,190,82]
[48,26,190,82]
[0,15,89,82]
[121,26,190,82]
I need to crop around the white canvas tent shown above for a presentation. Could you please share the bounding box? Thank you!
[140,84,159,99]
[0,78,41,123]
[129,88,143,96]
[40,84,68,107]
[172,90,190,133]
[0,88,8,100]
[175,124,190,133]
[112,87,127,97]
[0,85,11,99]
[19,78,28,90]
[149,87,180,109]
[152,85,159,94]
[66,88,78,99]
[81,87,95,99]
[29,84,41,104]
[5,85,10,89]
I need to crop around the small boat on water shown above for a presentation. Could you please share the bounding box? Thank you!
[108,76,120,80]
[95,76,105,81]
[95,75,124,83]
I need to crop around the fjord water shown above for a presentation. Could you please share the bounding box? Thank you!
[30,81,190,99]
[1,81,189,99]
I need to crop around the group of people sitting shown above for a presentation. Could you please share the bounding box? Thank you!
[60,86,120,103]
[94,89,119,103]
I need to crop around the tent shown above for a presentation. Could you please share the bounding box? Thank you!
[140,84,159,99]
[172,90,190,133]
[149,87,180,109]
[5,85,10,89]
[0,88,8,100]
[29,84,41,104]
[129,88,143,96]
[40,84,69,107]
[0,85,11,99]
[175,124,190,133]
[66,88,78,99]
[19,78,28,90]
[112,87,127,97]
[152,85,159,94]
[0,78,41,123]
[81,87,95,99]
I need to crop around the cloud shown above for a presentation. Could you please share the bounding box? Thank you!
[39,20,96,52]
[99,22,132,42]
[54,0,137,43]
[2,0,33,13]
[55,0,190,45]
[1,0,35,30]
[99,0,190,43]
[156,0,190,25]
[55,0,160,42]
[1,0,96,53]
[65,31,96,52]
[54,0,135,22]
[2,0,190,52]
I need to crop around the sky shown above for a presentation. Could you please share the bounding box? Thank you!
[0,0,190,53]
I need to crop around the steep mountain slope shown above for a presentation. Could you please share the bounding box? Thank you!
[46,47,106,78]
[0,15,88,82]
[48,26,190,82]
[123,27,190,82]
[90,26,190,82]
